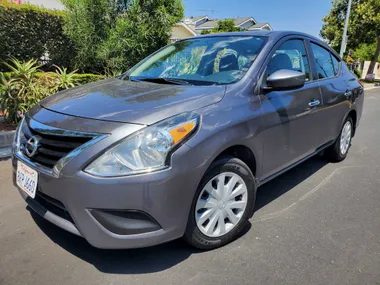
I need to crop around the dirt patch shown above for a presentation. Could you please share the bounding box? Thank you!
[0,121,16,132]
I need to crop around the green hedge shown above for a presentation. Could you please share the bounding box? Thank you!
[2,72,104,84]
[73,73,105,84]
[0,1,76,71]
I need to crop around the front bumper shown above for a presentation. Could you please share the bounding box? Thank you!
[13,142,204,249]
[12,108,208,249]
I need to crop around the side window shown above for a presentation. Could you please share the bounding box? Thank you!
[267,39,311,81]
[311,43,335,79]
[331,54,340,75]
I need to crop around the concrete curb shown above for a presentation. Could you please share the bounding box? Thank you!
[364,86,380,91]
[0,147,12,160]
[0,131,15,148]
[0,131,15,159]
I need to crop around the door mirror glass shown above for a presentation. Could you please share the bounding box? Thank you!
[266,69,306,91]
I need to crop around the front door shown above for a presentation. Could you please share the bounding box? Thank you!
[259,38,323,179]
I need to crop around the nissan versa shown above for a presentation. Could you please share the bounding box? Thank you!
[12,31,364,250]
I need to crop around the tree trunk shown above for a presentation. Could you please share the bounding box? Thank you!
[367,36,380,76]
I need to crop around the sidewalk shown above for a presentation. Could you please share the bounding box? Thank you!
[364,85,379,91]
[363,82,380,91]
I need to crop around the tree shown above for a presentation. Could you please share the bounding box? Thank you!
[357,0,380,76]
[61,0,183,73]
[353,42,379,61]
[321,0,380,76]
[201,19,241,35]
[60,0,115,72]
[98,0,183,72]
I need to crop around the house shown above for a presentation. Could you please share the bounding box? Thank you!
[188,16,272,34]
[171,15,272,41]
[171,22,198,42]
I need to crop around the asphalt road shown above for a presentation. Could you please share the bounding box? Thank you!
[1,88,380,285]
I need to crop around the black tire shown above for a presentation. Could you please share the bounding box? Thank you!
[184,156,256,250]
[325,116,353,162]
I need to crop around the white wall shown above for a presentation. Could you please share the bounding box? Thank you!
[362,61,380,80]
[25,0,64,10]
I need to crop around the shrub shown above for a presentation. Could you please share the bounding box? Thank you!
[0,59,103,123]
[0,1,76,71]
[51,65,79,92]
[0,59,51,123]
[73,74,105,84]
[354,69,362,78]
[2,72,104,84]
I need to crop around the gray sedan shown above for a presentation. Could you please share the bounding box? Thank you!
[12,30,364,250]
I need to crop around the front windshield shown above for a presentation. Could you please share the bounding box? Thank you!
[128,36,267,85]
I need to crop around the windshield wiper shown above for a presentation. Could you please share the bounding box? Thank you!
[134,77,192,85]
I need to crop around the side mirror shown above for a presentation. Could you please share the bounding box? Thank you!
[265,69,306,91]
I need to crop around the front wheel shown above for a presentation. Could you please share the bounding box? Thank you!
[325,116,353,162]
[184,156,256,250]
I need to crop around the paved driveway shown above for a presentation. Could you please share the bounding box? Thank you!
[1,89,379,285]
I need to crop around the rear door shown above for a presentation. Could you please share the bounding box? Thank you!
[259,37,323,178]
[308,42,351,144]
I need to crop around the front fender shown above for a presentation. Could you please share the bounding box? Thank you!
[185,95,264,184]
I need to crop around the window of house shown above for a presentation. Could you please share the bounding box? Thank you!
[267,39,311,81]
[311,43,335,79]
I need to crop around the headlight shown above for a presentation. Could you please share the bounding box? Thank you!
[85,112,200,177]
[13,117,25,152]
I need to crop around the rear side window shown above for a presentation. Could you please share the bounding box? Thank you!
[311,43,335,79]
[267,39,311,81]
[331,54,340,75]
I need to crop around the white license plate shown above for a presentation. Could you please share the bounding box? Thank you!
[16,161,38,199]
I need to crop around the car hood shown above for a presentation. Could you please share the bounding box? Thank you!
[40,78,226,125]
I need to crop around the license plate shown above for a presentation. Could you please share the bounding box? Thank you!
[16,161,38,199]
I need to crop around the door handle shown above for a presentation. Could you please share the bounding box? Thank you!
[344,90,352,97]
[308,99,320,107]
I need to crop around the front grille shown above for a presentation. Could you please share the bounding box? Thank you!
[34,191,76,225]
[20,119,93,168]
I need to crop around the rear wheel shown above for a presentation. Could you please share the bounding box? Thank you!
[325,116,353,162]
[184,156,256,250]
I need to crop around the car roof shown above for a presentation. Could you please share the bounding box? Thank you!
[195,30,320,41]
[193,30,339,59]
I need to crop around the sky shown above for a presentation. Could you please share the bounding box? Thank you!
[26,0,332,38]
[184,0,332,38]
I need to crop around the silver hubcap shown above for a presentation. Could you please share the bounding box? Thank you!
[195,172,248,238]
[340,121,352,155]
